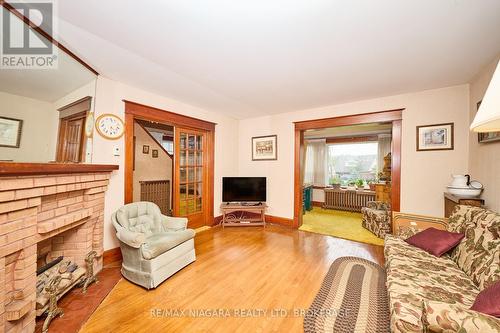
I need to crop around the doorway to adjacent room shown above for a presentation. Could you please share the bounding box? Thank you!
[124,101,215,228]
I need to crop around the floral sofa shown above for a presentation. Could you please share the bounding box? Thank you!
[385,205,500,332]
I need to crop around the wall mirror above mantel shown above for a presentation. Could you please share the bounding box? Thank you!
[0,4,98,164]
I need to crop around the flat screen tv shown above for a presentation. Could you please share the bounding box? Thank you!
[222,177,266,203]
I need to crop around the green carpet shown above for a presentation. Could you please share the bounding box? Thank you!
[299,207,384,246]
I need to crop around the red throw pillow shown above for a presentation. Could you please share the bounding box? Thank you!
[471,281,500,317]
[405,227,464,257]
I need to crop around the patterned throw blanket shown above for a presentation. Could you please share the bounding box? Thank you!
[304,256,390,333]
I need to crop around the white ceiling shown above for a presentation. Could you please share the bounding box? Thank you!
[52,0,500,119]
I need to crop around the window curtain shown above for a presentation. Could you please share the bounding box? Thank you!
[304,139,327,186]
[377,134,392,174]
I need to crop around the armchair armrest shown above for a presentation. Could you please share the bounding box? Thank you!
[116,227,146,248]
[161,215,188,231]
[423,300,500,333]
[392,212,448,238]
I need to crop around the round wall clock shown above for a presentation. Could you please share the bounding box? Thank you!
[85,112,94,137]
[95,114,124,140]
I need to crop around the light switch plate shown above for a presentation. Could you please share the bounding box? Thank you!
[113,146,121,156]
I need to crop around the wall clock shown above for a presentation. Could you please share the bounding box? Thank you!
[85,112,94,137]
[95,114,124,140]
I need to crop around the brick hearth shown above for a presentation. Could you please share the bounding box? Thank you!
[0,171,114,333]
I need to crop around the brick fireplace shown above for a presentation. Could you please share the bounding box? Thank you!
[0,164,117,333]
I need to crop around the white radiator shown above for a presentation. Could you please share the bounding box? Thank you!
[323,189,375,212]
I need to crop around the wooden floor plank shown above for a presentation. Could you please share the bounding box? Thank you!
[81,225,384,333]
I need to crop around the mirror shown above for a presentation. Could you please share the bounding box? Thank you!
[0,5,97,163]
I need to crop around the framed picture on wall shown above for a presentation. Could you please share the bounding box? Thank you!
[252,135,277,160]
[0,116,23,148]
[143,145,150,154]
[152,149,158,158]
[477,101,500,143]
[416,123,454,151]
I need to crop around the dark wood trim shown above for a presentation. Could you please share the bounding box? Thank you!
[0,162,118,176]
[312,185,325,189]
[391,120,402,212]
[135,120,173,158]
[266,215,294,228]
[416,122,454,151]
[123,100,216,131]
[103,247,122,265]
[294,109,403,130]
[57,96,92,113]
[293,129,304,228]
[1,1,99,76]
[124,101,215,227]
[124,113,135,204]
[293,109,404,227]
[325,135,379,144]
[312,201,323,207]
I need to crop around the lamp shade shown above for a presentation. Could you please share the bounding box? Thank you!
[470,60,500,132]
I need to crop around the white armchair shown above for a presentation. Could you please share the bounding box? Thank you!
[112,202,196,289]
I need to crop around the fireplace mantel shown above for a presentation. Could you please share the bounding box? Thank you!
[0,162,118,176]
[0,164,117,332]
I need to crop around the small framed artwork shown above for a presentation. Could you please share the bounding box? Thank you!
[477,101,500,143]
[143,145,149,154]
[416,123,454,151]
[252,135,277,160]
[0,116,23,148]
[152,149,158,158]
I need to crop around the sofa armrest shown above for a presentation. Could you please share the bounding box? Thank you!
[161,215,188,231]
[116,228,146,248]
[392,212,448,238]
[423,300,500,333]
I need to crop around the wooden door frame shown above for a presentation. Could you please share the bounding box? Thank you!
[124,100,216,225]
[293,109,404,228]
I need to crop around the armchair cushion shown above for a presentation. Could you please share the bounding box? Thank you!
[423,300,500,333]
[116,228,146,248]
[141,229,195,260]
[162,216,188,232]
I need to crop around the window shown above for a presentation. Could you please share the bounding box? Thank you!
[327,142,378,186]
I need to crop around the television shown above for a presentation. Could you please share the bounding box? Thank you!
[222,177,266,203]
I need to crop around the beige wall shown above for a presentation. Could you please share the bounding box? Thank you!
[468,57,500,212]
[132,124,173,205]
[92,76,239,250]
[0,92,58,162]
[238,85,470,218]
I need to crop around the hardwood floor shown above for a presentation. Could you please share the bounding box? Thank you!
[81,225,384,333]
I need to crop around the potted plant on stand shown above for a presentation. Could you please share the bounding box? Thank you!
[329,175,341,189]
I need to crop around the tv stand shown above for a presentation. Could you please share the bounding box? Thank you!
[220,203,267,227]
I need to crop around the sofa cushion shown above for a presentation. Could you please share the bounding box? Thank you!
[423,300,500,333]
[405,227,464,257]
[141,229,195,260]
[447,205,500,290]
[385,235,479,333]
[470,280,500,317]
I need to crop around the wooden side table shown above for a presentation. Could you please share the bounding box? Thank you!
[220,203,267,227]
[375,183,391,204]
[444,193,484,218]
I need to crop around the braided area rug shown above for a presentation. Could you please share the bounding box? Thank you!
[304,256,390,333]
